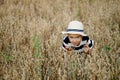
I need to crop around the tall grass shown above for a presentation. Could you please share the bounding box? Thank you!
[0,0,120,80]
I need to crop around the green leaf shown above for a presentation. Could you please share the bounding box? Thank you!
[104,45,111,52]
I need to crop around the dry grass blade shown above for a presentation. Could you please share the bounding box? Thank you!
[0,0,120,80]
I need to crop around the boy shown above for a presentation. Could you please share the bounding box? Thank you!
[62,20,94,55]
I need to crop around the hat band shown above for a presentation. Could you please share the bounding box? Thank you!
[67,29,84,32]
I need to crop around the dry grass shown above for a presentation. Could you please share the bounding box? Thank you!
[0,0,120,80]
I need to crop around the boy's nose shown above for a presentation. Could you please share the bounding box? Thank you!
[72,39,76,42]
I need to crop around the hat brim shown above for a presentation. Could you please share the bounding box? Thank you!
[62,31,86,36]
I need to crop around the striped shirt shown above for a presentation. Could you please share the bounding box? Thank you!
[62,36,94,53]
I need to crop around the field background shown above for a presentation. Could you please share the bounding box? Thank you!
[0,0,120,80]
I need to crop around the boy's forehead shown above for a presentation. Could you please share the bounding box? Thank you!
[68,34,82,36]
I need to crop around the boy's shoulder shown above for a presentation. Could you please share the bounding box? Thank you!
[82,36,89,41]
[63,36,70,44]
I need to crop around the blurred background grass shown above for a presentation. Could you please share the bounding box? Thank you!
[0,0,120,80]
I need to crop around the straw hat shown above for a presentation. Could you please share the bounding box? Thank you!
[62,21,86,36]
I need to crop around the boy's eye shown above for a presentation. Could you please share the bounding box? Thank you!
[69,37,73,38]
[69,37,79,39]
[76,36,80,38]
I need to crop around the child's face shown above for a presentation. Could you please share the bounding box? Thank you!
[68,34,82,46]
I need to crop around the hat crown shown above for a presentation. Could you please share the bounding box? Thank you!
[62,20,86,36]
[68,21,83,30]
